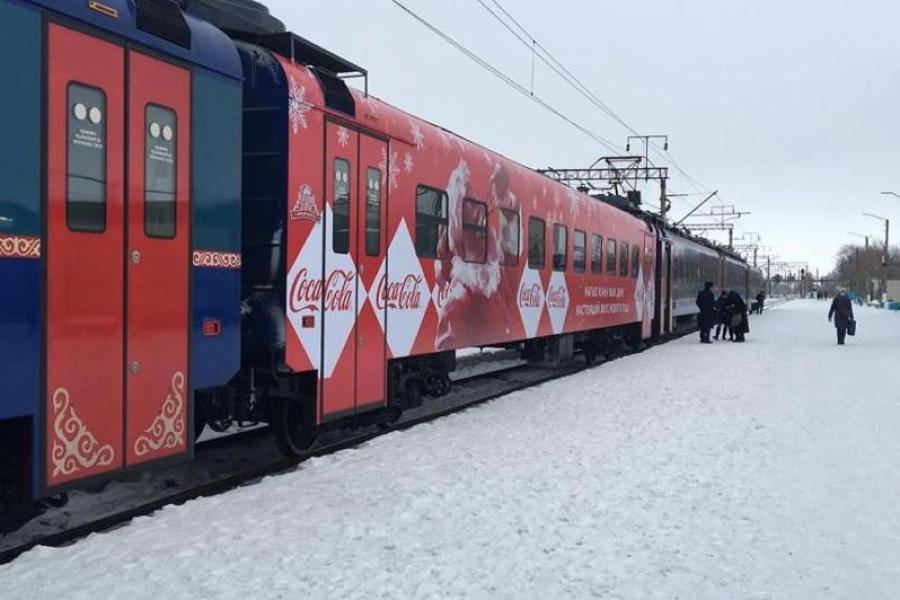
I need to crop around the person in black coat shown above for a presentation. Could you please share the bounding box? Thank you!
[713,290,729,340]
[695,281,716,343]
[755,290,766,314]
[828,287,854,345]
[727,290,749,342]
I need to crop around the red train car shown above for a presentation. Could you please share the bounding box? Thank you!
[213,30,657,453]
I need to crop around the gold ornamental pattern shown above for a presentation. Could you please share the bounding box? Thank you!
[0,234,41,259]
[192,250,241,269]
[51,388,115,477]
[134,371,186,456]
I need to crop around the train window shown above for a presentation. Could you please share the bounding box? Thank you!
[552,224,567,271]
[67,83,107,232]
[606,238,617,273]
[415,185,447,258]
[499,208,519,267]
[332,158,351,253]
[463,198,488,263]
[365,167,381,256]
[591,234,602,275]
[573,229,586,273]
[144,104,177,239]
[619,242,629,277]
[528,216,545,269]
[631,244,640,278]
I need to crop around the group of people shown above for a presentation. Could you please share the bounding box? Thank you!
[695,282,754,343]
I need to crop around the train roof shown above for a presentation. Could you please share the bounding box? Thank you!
[25,0,241,80]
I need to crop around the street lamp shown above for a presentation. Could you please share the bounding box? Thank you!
[847,231,871,249]
[862,212,890,302]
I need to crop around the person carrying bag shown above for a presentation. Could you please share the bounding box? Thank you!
[828,287,855,345]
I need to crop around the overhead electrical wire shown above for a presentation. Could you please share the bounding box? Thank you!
[480,0,748,235]
[388,0,621,154]
[478,0,639,138]
[389,0,753,248]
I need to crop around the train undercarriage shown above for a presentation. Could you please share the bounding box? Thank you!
[196,324,644,457]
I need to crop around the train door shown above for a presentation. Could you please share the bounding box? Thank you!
[322,121,359,419]
[661,240,674,335]
[44,25,191,490]
[355,134,387,410]
[124,52,191,468]
[46,25,125,488]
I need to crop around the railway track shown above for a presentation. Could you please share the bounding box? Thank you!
[0,333,685,565]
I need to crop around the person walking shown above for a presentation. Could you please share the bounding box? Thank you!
[828,286,855,345]
[713,290,729,340]
[696,281,716,343]
[755,290,766,314]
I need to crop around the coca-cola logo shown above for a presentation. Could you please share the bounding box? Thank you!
[547,285,568,309]
[289,268,355,313]
[376,273,423,310]
[518,283,543,308]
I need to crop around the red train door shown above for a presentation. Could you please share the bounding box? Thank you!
[44,26,190,490]
[322,121,359,419]
[45,25,125,488]
[124,52,190,467]
[356,134,387,410]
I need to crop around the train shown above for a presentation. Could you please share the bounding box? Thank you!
[0,0,763,529]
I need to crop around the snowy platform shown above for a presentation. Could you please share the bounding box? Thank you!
[3,300,899,599]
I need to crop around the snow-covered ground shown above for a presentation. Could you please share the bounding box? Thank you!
[3,300,899,599]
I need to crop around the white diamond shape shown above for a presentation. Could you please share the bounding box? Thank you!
[517,268,544,338]
[286,218,323,373]
[320,204,359,378]
[369,219,428,358]
[547,271,569,334]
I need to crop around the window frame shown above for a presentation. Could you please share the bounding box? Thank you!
[573,229,586,273]
[499,208,520,267]
[528,216,545,269]
[365,166,381,256]
[332,157,351,254]
[619,241,629,277]
[606,238,617,274]
[552,223,568,272]
[144,103,178,239]
[590,234,603,275]
[631,244,640,278]
[462,197,488,264]
[66,81,108,233]
[414,184,448,259]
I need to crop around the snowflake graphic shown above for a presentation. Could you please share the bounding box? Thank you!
[404,151,414,174]
[439,129,452,154]
[288,75,311,134]
[410,123,425,150]
[337,126,349,148]
[379,148,399,190]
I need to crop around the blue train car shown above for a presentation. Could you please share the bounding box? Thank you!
[0,0,242,528]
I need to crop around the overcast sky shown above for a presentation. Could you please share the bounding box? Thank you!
[266,0,899,276]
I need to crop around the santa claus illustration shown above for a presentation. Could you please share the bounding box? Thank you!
[434,160,518,349]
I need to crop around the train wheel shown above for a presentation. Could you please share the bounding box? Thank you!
[271,397,318,456]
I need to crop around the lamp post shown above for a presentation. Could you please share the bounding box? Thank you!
[847,231,870,249]
[862,212,889,303]
[848,231,872,297]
